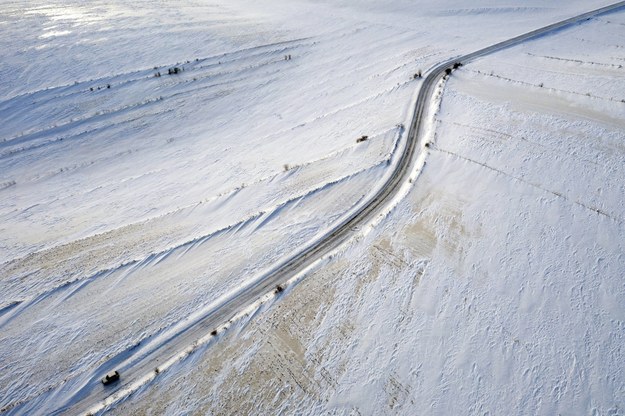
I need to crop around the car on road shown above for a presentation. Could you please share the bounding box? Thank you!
[101,371,120,385]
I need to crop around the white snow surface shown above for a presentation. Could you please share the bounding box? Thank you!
[1,0,624,414]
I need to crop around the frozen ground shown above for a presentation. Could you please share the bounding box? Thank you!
[112,5,625,416]
[0,0,624,414]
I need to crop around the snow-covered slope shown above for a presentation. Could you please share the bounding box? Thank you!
[1,0,623,414]
[110,5,625,416]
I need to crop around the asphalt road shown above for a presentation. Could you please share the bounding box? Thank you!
[10,2,625,414]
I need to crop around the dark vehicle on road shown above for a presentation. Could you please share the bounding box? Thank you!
[101,371,120,385]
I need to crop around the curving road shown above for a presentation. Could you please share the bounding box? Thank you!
[11,2,625,414]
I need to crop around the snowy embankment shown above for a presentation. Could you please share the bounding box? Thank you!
[0,0,623,414]
[2,0,435,412]
[110,4,625,416]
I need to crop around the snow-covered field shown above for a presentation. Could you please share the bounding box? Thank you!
[1,0,624,414]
